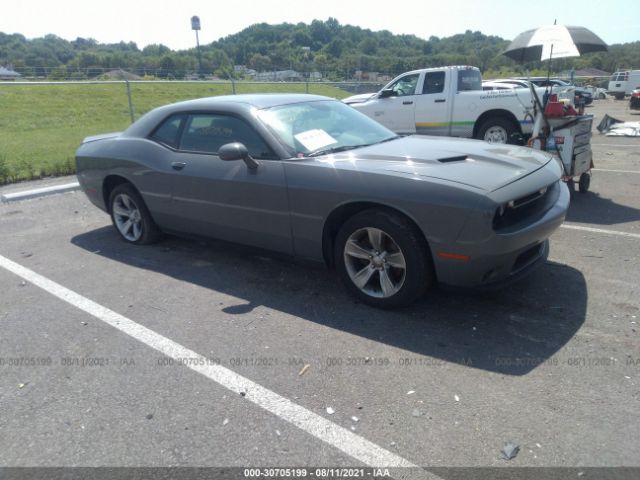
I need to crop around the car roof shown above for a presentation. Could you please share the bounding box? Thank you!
[124,93,334,138]
[489,79,531,85]
[481,81,517,89]
[174,93,332,109]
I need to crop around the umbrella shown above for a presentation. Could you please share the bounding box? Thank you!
[503,23,608,63]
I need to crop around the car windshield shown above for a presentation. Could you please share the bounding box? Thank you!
[257,100,398,157]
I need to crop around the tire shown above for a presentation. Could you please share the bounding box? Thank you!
[578,172,591,193]
[108,183,162,245]
[334,208,434,309]
[615,93,625,100]
[476,117,517,144]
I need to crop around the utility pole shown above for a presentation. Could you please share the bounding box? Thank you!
[191,16,203,77]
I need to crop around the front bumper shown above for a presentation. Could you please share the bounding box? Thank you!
[433,180,569,288]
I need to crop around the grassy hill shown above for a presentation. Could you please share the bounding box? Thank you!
[0,82,349,184]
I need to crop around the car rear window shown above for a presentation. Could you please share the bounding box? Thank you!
[150,114,186,148]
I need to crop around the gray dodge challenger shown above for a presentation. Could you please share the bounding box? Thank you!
[76,94,569,308]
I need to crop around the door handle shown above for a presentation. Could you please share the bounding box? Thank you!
[403,100,414,105]
[434,99,446,103]
[171,162,186,170]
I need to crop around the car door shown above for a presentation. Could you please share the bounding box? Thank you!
[166,112,293,255]
[374,73,420,134]
[413,70,450,136]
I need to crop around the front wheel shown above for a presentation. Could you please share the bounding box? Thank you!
[476,117,517,144]
[334,209,434,309]
[109,183,162,244]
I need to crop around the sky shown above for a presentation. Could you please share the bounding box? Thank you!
[1,0,638,50]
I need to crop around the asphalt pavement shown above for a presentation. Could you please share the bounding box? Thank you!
[0,98,638,479]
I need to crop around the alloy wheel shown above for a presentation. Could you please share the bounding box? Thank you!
[112,193,143,242]
[343,227,407,298]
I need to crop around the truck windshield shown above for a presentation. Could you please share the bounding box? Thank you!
[458,69,482,91]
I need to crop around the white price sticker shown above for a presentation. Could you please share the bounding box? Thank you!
[294,129,337,152]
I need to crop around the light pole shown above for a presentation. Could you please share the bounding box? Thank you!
[191,16,203,77]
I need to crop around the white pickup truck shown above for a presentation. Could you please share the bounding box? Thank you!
[343,66,540,144]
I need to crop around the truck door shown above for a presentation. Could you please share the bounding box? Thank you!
[413,70,450,136]
[373,72,420,134]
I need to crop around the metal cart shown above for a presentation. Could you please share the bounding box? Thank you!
[527,83,594,194]
[544,115,594,193]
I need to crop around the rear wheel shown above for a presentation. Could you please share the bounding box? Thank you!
[476,117,517,144]
[109,184,162,244]
[334,209,433,308]
[578,172,591,193]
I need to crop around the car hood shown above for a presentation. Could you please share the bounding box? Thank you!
[314,136,554,192]
[342,92,378,104]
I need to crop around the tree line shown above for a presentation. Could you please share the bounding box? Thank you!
[1,18,638,80]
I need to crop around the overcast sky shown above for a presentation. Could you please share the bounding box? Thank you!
[2,0,638,50]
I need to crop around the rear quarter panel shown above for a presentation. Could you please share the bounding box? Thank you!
[75,137,175,226]
[451,89,535,137]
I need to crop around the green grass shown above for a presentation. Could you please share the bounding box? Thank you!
[0,82,349,184]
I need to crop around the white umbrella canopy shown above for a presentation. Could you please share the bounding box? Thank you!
[503,23,608,63]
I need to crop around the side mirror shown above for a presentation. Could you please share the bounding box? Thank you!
[218,142,258,170]
[378,88,396,99]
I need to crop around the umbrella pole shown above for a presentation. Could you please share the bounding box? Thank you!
[546,43,554,100]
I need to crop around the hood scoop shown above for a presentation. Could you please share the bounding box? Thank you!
[437,155,468,163]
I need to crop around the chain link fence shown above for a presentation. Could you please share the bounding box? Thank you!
[0,73,613,185]
[0,79,384,184]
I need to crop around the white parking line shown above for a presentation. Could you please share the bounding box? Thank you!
[561,223,640,239]
[593,168,640,174]
[0,253,430,476]
[591,144,639,147]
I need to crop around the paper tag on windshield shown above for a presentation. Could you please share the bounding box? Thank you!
[294,129,337,152]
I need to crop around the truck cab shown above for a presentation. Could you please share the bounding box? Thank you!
[344,66,536,144]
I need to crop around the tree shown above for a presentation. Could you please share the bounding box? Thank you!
[249,53,271,71]
[0,25,632,81]
[48,64,67,80]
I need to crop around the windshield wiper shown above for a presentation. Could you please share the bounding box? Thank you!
[307,143,373,157]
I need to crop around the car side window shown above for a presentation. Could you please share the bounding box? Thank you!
[422,71,445,94]
[150,114,186,148]
[179,114,276,159]
[390,74,419,97]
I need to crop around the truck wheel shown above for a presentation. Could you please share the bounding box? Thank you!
[476,118,516,144]
[615,93,625,100]
[578,172,591,193]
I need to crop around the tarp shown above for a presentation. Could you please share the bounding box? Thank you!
[597,114,640,137]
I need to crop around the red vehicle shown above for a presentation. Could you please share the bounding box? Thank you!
[630,87,640,110]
